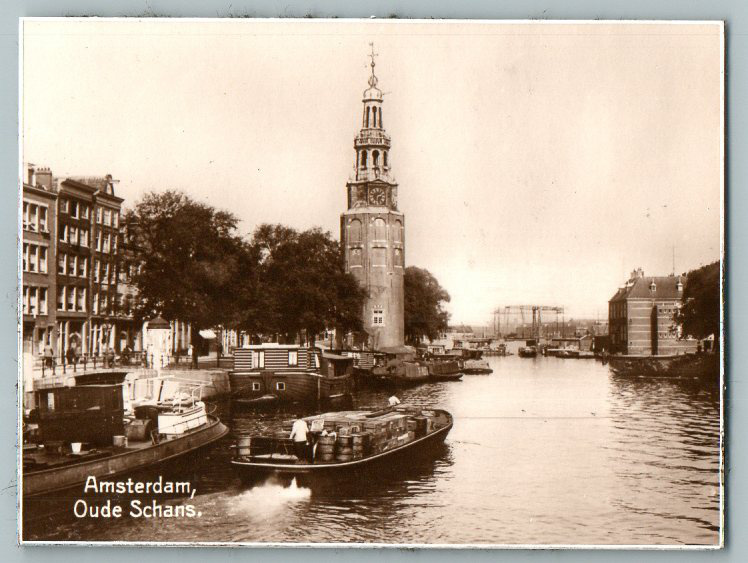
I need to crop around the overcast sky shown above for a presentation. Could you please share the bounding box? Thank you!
[22,19,723,325]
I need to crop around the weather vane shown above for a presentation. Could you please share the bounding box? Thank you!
[367,42,379,87]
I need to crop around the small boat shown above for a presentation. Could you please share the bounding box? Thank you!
[518,346,538,358]
[425,359,463,381]
[230,344,353,404]
[231,405,453,481]
[448,348,493,374]
[23,383,228,499]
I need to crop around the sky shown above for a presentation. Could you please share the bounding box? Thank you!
[21,19,723,325]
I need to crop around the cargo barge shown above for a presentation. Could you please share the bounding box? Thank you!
[231,406,452,480]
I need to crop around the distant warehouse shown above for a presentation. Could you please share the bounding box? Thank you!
[608,268,698,356]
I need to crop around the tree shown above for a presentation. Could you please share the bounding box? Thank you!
[676,260,721,340]
[126,191,258,362]
[250,224,366,343]
[404,266,451,345]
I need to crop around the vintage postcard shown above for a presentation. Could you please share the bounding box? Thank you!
[19,18,724,547]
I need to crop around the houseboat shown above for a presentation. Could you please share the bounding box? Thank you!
[447,348,493,374]
[23,382,228,499]
[230,344,353,405]
[370,346,431,387]
[425,359,463,381]
[231,405,453,482]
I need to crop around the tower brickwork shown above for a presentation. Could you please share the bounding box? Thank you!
[341,46,405,349]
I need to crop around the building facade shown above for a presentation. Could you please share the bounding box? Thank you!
[340,49,405,350]
[608,268,698,356]
[22,165,57,356]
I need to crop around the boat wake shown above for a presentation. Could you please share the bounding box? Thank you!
[230,478,311,517]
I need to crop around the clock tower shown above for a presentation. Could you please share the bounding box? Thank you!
[341,45,405,349]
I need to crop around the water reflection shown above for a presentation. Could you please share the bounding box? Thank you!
[25,355,721,545]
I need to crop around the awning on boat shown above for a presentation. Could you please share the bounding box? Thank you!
[199,329,217,339]
[322,352,353,361]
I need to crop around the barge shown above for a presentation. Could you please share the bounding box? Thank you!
[231,405,452,480]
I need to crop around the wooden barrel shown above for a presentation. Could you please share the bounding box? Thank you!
[236,436,252,457]
[336,435,353,448]
[318,452,335,462]
[318,435,336,446]
[317,444,335,454]
[336,454,353,462]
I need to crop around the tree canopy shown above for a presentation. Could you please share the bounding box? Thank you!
[250,224,366,343]
[676,260,721,340]
[404,266,451,345]
[125,190,257,335]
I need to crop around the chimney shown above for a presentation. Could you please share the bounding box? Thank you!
[27,163,36,186]
[35,167,53,190]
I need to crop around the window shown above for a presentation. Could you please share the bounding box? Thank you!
[38,287,47,315]
[69,226,78,245]
[22,243,29,272]
[59,224,68,243]
[58,253,67,274]
[39,246,47,273]
[104,209,111,226]
[76,287,86,312]
[103,233,111,253]
[361,150,368,168]
[92,292,99,314]
[349,219,362,243]
[101,293,108,313]
[103,262,110,282]
[373,217,386,240]
[96,207,102,223]
[393,220,403,243]
[288,350,298,367]
[57,286,64,311]
[59,199,68,214]
[373,308,385,326]
[81,204,89,219]
[68,255,76,276]
[93,259,100,282]
[66,286,75,311]
[276,382,286,391]
[95,232,101,251]
[251,382,261,391]
[78,257,87,278]
[113,212,119,228]
[39,206,48,232]
[69,200,79,219]
[394,248,403,267]
[373,150,380,168]
[252,350,265,368]
[80,228,89,247]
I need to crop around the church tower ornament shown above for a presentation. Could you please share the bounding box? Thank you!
[340,45,405,350]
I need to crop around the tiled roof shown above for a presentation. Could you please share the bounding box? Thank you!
[609,275,685,302]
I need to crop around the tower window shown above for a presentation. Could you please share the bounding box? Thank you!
[349,219,362,242]
[373,308,385,326]
[373,150,380,168]
[366,107,371,128]
[373,218,386,241]
[379,108,383,128]
[393,220,403,242]
[383,151,388,167]
[372,106,378,127]
[361,151,368,168]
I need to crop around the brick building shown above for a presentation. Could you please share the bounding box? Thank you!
[608,268,698,356]
[22,165,57,356]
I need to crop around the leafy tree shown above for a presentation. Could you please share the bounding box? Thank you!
[404,266,451,345]
[250,224,366,343]
[126,191,258,362]
[676,260,721,340]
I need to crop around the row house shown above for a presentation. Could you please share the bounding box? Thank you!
[608,268,698,356]
[21,165,57,356]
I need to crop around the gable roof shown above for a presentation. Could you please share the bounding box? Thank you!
[610,275,685,303]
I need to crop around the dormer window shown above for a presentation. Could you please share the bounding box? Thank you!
[676,280,684,292]
[649,281,657,292]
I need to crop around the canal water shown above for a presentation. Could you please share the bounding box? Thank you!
[27,355,722,545]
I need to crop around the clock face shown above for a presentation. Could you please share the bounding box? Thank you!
[369,186,386,206]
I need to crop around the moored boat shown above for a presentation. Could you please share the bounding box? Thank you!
[230,405,453,481]
[230,344,353,404]
[448,348,493,374]
[518,346,538,358]
[425,359,463,381]
[23,383,228,499]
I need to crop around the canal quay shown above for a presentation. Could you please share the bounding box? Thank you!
[26,353,721,545]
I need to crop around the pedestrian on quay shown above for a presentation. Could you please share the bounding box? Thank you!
[43,343,54,370]
[290,415,310,462]
[66,342,78,369]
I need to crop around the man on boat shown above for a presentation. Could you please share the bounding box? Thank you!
[388,395,401,407]
[290,416,310,462]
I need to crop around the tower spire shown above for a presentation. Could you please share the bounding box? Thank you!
[368,42,379,88]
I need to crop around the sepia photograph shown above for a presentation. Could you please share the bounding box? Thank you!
[19,18,723,547]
